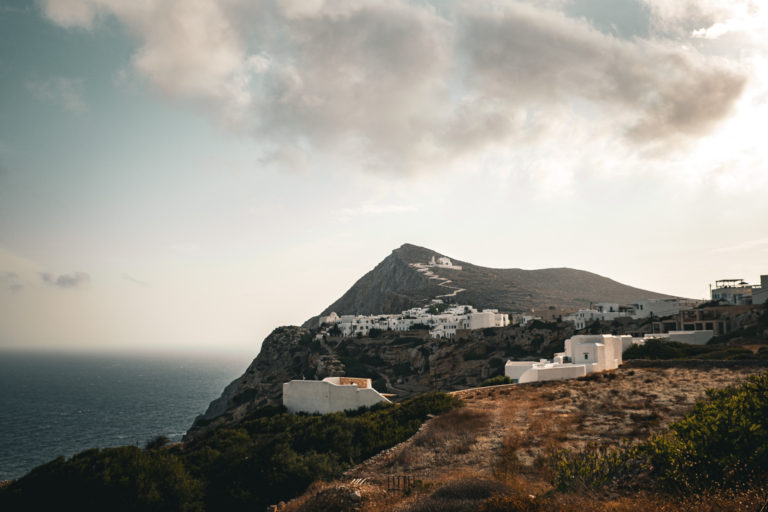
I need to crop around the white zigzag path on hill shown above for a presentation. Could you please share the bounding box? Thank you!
[409,258,466,300]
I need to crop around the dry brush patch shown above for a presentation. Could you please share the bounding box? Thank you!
[296,366,765,512]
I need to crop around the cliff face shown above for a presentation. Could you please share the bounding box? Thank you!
[304,243,676,327]
[187,320,590,438]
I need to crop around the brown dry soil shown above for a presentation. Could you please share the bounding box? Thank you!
[277,365,767,512]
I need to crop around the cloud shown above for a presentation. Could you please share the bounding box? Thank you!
[27,77,87,113]
[122,273,149,286]
[40,271,91,289]
[0,271,23,292]
[38,0,751,173]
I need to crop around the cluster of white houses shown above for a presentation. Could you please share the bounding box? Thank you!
[560,298,684,330]
[319,304,509,339]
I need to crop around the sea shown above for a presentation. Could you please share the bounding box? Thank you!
[0,349,248,481]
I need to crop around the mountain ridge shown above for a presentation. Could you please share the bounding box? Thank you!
[305,243,675,326]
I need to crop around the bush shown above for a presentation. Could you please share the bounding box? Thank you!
[0,393,463,512]
[549,370,768,494]
[623,338,754,360]
[0,447,203,512]
[550,442,641,491]
[480,376,511,387]
[643,370,768,492]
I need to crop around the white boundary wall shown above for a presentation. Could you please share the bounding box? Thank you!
[518,363,586,383]
[282,377,390,414]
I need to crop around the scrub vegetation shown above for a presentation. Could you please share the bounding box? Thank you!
[0,393,462,512]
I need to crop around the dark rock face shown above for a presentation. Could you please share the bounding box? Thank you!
[188,326,316,435]
[187,321,588,438]
[305,243,676,327]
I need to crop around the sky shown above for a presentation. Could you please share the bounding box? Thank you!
[1,0,767,355]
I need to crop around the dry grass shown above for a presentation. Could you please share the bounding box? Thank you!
[283,366,766,512]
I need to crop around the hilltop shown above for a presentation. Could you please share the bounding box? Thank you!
[305,243,675,327]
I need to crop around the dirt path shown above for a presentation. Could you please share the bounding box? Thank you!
[409,262,466,301]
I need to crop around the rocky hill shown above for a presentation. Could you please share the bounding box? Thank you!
[188,320,591,437]
[189,243,680,438]
[304,243,675,327]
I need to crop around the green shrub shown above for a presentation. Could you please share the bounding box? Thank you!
[644,370,768,492]
[549,370,768,494]
[0,393,462,512]
[550,442,641,491]
[0,447,203,512]
[480,376,511,387]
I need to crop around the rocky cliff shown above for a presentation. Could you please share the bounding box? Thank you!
[186,320,595,438]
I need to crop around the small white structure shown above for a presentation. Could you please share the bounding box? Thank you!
[504,334,628,384]
[282,377,389,414]
[631,298,681,318]
[504,358,586,384]
[318,312,340,326]
[564,334,626,373]
[643,330,714,345]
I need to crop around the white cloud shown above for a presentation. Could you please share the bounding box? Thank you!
[37,0,758,185]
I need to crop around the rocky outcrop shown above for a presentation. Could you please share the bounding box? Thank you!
[186,320,585,439]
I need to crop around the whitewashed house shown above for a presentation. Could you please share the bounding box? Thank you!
[282,377,390,414]
[564,334,627,373]
[562,299,683,329]
[504,358,587,384]
[505,334,629,384]
[325,304,508,339]
[630,298,681,318]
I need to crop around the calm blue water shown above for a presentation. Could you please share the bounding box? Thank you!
[0,350,247,481]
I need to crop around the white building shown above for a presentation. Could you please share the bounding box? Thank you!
[504,334,629,384]
[282,377,390,414]
[562,298,683,329]
[711,279,753,305]
[326,304,509,339]
[631,298,681,318]
[504,358,587,384]
[564,334,626,373]
[318,312,340,326]
[562,309,601,330]
[428,255,463,270]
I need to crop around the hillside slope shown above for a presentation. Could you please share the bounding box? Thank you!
[306,243,674,326]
